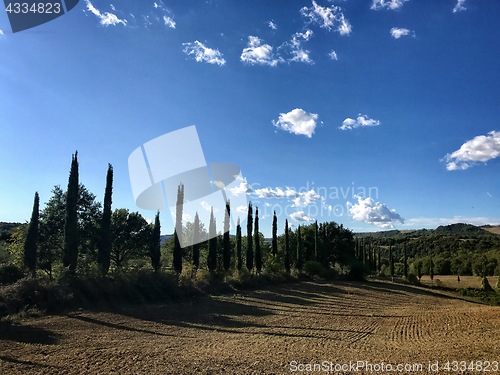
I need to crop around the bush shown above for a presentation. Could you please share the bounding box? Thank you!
[0,264,25,285]
[303,261,324,277]
[406,273,419,285]
[481,276,493,292]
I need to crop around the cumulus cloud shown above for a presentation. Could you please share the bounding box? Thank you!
[390,27,414,39]
[339,114,381,130]
[453,0,467,13]
[444,131,500,171]
[291,211,314,222]
[285,30,314,64]
[268,20,278,30]
[371,0,408,10]
[85,0,127,26]
[273,108,319,138]
[300,0,352,35]
[328,50,338,60]
[348,196,404,228]
[183,41,226,66]
[240,36,280,67]
[163,16,176,28]
[228,177,254,196]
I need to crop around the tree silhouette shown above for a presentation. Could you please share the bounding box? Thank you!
[150,211,161,272]
[223,200,231,271]
[296,225,303,272]
[192,212,201,273]
[236,218,242,270]
[173,184,184,274]
[246,202,253,272]
[98,164,113,275]
[272,211,278,256]
[24,192,39,278]
[207,208,217,274]
[255,207,262,273]
[63,151,79,272]
[284,219,290,274]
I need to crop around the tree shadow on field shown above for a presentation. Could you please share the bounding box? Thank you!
[0,321,60,345]
[346,280,459,300]
[0,355,60,370]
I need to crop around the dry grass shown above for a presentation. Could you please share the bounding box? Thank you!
[1,281,499,374]
[483,226,500,235]
[419,275,499,289]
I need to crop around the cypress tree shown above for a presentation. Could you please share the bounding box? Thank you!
[389,240,394,278]
[223,200,231,271]
[377,246,381,273]
[367,239,372,274]
[254,207,262,273]
[284,219,290,274]
[296,225,303,272]
[98,164,113,275]
[236,218,242,270]
[24,192,39,278]
[192,212,201,272]
[429,257,434,282]
[403,241,408,279]
[272,211,278,256]
[63,151,79,272]
[207,208,217,273]
[173,184,184,274]
[150,211,161,272]
[314,220,318,261]
[246,202,253,272]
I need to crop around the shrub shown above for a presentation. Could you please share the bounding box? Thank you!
[0,264,25,285]
[303,261,323,277]
[406,273,419,285]
[481,276,494,292]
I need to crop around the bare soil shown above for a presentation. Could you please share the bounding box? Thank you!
[1,281,499,374]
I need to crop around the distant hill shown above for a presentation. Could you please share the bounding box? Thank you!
[355,223,493,239]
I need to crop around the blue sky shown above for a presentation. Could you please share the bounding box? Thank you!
[1,0,500,236]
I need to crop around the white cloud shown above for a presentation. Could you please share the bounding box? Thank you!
[348,195,404,228]
[84,0,127,26]
[405,216,500,228]
[371,0,408,11]
[291,211,314,222]
[390,27,414,39]
[268,21,278,30]
[183,41,226,66]
[240,36,280,67]
[254,187,321,209]
[273,108,319,138]
[110,4,116,11]
[288,30,314,64]
[444,131,500,171]
[200,201,212,212]
[328,50,338,60]
[0,29,4,36]
[339,114,381,130]
[182,213,192,223]
[453,0,467,13]
[300,0,352,35]
[236,205,248,214]
[228,177,254,196]
[163,16,176,28]
[292,190,321,208]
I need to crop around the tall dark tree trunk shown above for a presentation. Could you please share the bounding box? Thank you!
[223,200,231,271]
[98,164,113,275]
[192,212,201,273]
[173,184,184,274]
[284,219,290,274]
[296,225,303,272]
[272,211,278,256]
[24,192,39,278]
[254,207,262,273]
[207,208,217,274]
[236,218,242,271]
[246,203,253,273]
[63,151,79,272]
[150,211,161,272]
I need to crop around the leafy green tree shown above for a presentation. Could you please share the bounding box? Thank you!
[296,225,303,272]
[98,164,113,275]
[192,212,201,272]
[255,207,262,273]
[173,184,184,274]
[63,151,79,271]
[389,240,394,277]
[246,202,253,272]
[23,192,39,277]
[150,211,161,272]
[236,218,242,270]
[284,219,290,274]
[223,200,231,271]
[403,241,408,279]
[207,208,217,273]
[272,211,278,257]
[110,209,149,268]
